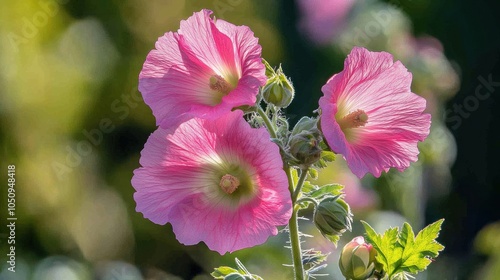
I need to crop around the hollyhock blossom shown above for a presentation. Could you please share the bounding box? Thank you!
[139,9,267,128]
[131,111,292,254]
[319,47,431,178]
[297,0,354,45]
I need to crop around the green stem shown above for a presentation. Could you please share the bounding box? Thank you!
[258,105,305,280]
[289,204,305,280]
[285,163,306,280]
[257,106,277,139]
[293,169,309,202]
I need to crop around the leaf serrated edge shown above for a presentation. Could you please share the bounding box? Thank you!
[361,221,389,268]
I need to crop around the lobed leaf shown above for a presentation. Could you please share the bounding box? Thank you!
[361,219,445,279]
[308,184,344,199]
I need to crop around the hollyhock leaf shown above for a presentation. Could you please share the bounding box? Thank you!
[139,10,266,128]
[301,180,317,194]
[132,111,292,254]
[361,220,445,278]
[291,168,299,186]
[319,47,431,178]
[320,151,336,162]
[308,168,319,179]
[312,151,337,169]
[395,219,444,275]
[212,267,239,279]
[361,221,401,275]
[308,184,344,199]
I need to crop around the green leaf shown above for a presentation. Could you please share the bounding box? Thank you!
[291,168,299,186]
[308,168,319,179]
[361,219,445,279]
[362,221,403,276]
[301,180,317,194]
[308,184,344,199]
[312,150,336,169]
[395,219,445,275]
[212,259,264,280]
[321,151,336,162]
[211,267,239,279]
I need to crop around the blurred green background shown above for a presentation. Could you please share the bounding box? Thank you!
[1,0,499,279]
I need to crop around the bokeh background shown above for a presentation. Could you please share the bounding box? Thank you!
[1,0,499,279]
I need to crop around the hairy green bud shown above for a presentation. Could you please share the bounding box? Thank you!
[262,66,294,108]
[314,195,353,240]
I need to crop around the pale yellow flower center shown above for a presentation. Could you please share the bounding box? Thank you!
[219,174,240,194]
[338,109,368,130]
[209,75,233,96]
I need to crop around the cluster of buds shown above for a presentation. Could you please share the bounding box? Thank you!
[313,195,353,241]
[339,236,380,280]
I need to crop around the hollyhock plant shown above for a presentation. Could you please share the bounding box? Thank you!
[139,9,266,128]
[134,10,445,279]
[131,110,292,254]
[319,47,431,178]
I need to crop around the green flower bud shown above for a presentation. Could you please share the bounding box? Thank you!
[291,117,318,136]
[313,196,353,240]
[288,130,322,167]
[339,236,378,280]
[262,67,294,108]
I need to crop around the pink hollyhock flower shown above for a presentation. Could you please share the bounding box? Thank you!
[297,0,354,45]
[139,9,266,128]
[319,47,431,178]
[131,111,292,254]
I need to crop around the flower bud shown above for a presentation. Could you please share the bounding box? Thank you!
[313,196,353,240]
[288,130,322,167]
[339,236,377,280]
[291,117,318,136]
[262,67,294,108]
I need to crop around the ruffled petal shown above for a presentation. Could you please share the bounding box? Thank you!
[179,9,238,80]
[169,188,290,254]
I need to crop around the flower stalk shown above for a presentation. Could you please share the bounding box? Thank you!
[258,106,307,280]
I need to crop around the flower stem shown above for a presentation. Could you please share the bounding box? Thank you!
[258,105,306,279]
[289,204,305,280]
[285,163,306,280]
[293,169,309,202]
[257,106,277,139]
